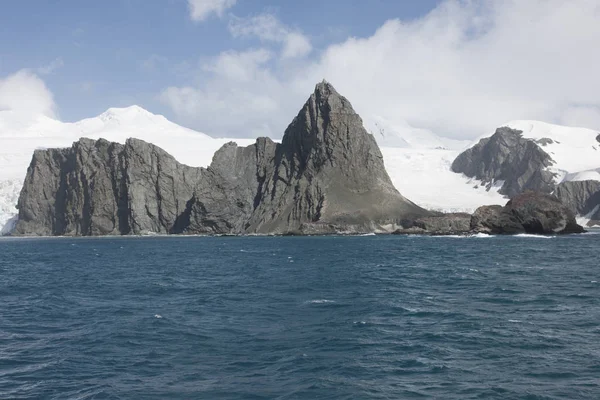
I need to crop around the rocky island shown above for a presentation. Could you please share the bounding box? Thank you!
[13,81,432,236]
[11,81,587,237]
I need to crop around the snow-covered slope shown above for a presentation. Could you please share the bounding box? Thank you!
[505,120,600,184]
[381,147,506,213]
[383,120,600,214]
[466,120,600,185]
[367,115,470,150]
[0,107,255,232]
[456,120,600,224]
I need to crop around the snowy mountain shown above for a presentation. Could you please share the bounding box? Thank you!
[2,107,599,234]
[504,120,600,184]
[453,120,600,224]
[366,115,470,150]
[461,120,600,189]
[0,107,255,233]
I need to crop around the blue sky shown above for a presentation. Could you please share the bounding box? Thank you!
[0,0,440,121]
[1,1,599,139]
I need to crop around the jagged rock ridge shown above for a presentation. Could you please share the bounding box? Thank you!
[14,81,431,236]
[451,127,557,197]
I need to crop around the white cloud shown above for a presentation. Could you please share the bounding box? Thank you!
[202,48,273,81]
[161,48,286,137]
[0,70,57,118]
[228,13,312,59]
[188,0,237,22]
[281,32,312,60]
[165,0,600,140]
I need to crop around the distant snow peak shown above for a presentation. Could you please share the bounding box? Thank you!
[99,105,157,121]
[367,115,469,150]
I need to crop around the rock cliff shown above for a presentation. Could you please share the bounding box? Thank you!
[14,138,201,236]
[14,81,431,236]
[451,127,556,197]
[554,180,600,226]
[471,191,584,235]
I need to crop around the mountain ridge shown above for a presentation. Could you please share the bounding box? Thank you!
[13,81,432,236]
[2,100,600,233]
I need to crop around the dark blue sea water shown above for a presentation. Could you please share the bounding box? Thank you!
[1,234,599,399]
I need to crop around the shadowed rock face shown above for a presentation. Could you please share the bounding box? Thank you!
[14,81,431,236]
[470,205,525,234]
[14,138,201,236]
[471,191,584,235]
[237,81,430,234]
[451,127,556,197]
[554,180,600,226]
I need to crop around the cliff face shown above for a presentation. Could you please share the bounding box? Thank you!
[470,191,584,235]
[14,81,431,236]
[14,138,201,236]
[554,180,600,226]
[451,127,556,197]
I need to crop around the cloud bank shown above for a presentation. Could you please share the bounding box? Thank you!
[164,0,600,141]
[0,70,57,118]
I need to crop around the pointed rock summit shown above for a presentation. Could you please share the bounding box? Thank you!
[14,81,431,236]
[235,80,429,233]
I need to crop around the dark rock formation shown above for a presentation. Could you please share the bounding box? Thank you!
[232,80,430,234]
[14,81,432,236]
[14,138,201,236]
[554,180,600,226]
[470,205,525,234]
[471,191,584,234]
[394,213,471,235]
[451,127,556,197]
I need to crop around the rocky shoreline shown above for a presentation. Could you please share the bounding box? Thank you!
[394,191,584,236]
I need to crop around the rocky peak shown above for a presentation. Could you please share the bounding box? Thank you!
[14,81,431,236]
[451,127,556,197]
[280,81,385,185]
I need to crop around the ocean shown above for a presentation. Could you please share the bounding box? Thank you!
[1,234,599,399]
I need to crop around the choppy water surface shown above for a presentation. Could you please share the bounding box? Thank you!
[1,234,599,399]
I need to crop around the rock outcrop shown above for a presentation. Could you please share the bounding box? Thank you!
[14,81,432,236]
[393,213,471,235]
[451,127,556,197]
[470,205,525,234]
[14,138,201,236]
[554,180,600,226]
[471,191,584,234]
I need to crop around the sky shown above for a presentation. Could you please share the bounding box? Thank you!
[1,0,600,141]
